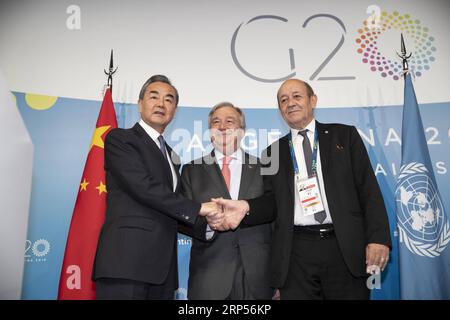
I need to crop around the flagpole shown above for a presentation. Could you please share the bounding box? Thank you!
[104,49,118,92]
[58,52,119,300]
[396,33,412,78]
[395,31,450,299]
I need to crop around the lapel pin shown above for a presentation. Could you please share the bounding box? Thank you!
[325,130,329,134]
[336,144,344,150]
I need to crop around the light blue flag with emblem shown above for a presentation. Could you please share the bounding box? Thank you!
[395,73,450,299]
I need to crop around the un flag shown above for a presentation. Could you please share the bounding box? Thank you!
[395,74,450,299]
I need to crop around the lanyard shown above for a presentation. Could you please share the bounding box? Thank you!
[288,129,319,176]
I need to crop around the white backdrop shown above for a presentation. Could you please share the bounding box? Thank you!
[0,71,33,299]
[0,0,449,107]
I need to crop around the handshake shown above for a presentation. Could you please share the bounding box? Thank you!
[199,198,250,231]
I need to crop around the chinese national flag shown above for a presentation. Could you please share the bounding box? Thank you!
[58,88,117,299]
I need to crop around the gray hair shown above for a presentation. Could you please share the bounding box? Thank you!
[138,74,179,105]
[208,102,246,129]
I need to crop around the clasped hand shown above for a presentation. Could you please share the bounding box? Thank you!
[199,198,249,231]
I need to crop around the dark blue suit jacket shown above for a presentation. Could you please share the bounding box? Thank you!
[93,123,200,286]
[246,121,391,288]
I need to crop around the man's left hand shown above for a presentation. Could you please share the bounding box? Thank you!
[366,243,389,274]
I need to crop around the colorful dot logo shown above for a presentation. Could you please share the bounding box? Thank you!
[355,10,436,80]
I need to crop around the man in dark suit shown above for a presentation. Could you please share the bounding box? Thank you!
[92,75,220,300]
[213,79,391,299]
[180,102,272,300]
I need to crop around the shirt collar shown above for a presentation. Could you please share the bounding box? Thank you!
[139,119,163,143]
[214,148,243,163]
[290,118,316,138]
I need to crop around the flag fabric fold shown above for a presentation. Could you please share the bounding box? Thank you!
[58,88,117,299]
[395,74,450,299]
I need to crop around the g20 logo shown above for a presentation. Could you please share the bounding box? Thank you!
[231,7,436,82]
[25,239,51,262]
[231,13,355,83]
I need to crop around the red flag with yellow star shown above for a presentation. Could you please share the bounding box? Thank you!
[58,88,117,299]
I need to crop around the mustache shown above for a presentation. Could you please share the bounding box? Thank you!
[286,105,303,113]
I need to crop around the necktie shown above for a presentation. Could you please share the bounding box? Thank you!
[157,135,168,161]
[298,130,326,224]
[221,156,231,192]
[157,135,174,187]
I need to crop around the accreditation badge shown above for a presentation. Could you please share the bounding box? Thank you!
[295,174,325,216]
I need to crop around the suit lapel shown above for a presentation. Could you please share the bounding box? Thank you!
[202,152,231,199]
[133,123,174,190]
[316,121,331,180]
[238,152,256,199]
[167,145,180,191]
[280,135,295,202]
[316,121,340,218]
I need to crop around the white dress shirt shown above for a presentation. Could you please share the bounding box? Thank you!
[290,119,333,226]
[205,148,243,239]
[139,119,178,191]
